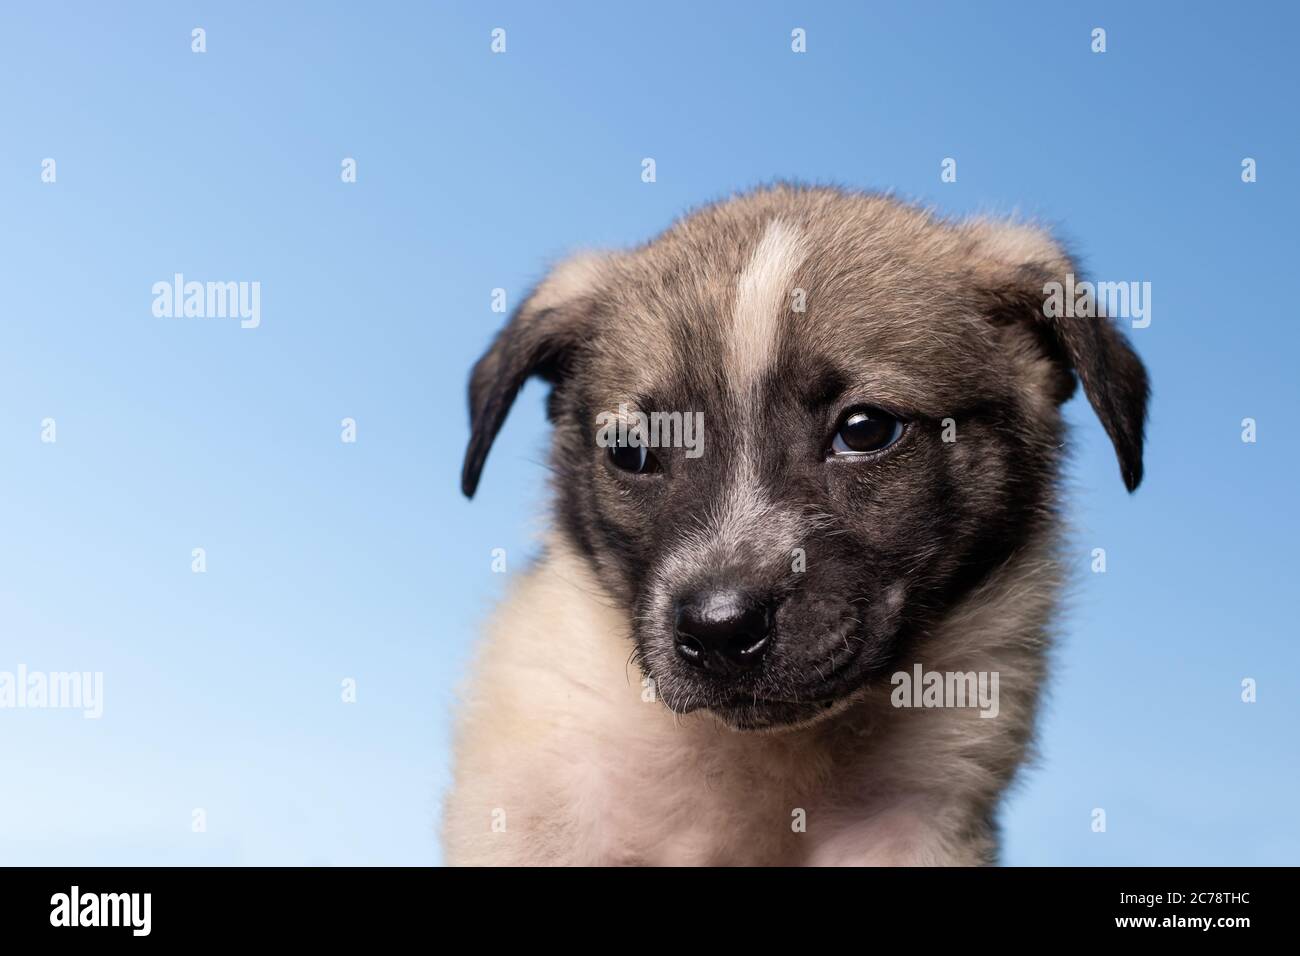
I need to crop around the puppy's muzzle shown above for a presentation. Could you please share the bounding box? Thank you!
[672,590,775,676]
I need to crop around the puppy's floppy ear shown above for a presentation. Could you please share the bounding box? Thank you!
[966,222,1150,492]
[461,253,612,498]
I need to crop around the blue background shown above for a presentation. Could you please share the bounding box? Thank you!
[1,1,1295,865]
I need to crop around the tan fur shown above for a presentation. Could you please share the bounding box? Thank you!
[449,185,1146,866]
[442,528,1056,866]
[529,252,615,313]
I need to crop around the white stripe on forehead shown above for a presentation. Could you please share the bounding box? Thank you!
[729,218,809,394]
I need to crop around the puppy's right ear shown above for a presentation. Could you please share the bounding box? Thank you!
[964,221,1150,493]
[461,253,612,498]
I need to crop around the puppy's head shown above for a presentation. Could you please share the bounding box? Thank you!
[463,186,1148,730]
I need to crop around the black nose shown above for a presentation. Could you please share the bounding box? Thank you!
[673,591,773,675]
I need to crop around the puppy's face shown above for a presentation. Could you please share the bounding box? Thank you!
[463,187,1148,730]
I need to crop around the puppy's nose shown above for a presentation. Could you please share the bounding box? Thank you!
[673,590,772,675]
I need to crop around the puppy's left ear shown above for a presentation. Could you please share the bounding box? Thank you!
[966,222,1150,492]
[461,253,613,498]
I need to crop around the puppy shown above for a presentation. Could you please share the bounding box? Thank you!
[443,184,1148,866]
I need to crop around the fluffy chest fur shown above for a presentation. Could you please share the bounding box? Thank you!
[442,532,1058,866]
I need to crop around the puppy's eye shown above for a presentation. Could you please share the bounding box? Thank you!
[830,407,904,456]
[608,443,656,474]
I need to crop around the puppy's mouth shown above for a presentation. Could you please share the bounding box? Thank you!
[705,695,855,731]
[655,621,883,731]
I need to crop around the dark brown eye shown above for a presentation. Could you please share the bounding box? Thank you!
[831,407,904,456]
[608,443,656,473]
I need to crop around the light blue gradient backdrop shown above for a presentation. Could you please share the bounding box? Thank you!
[1,2,1296,866]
